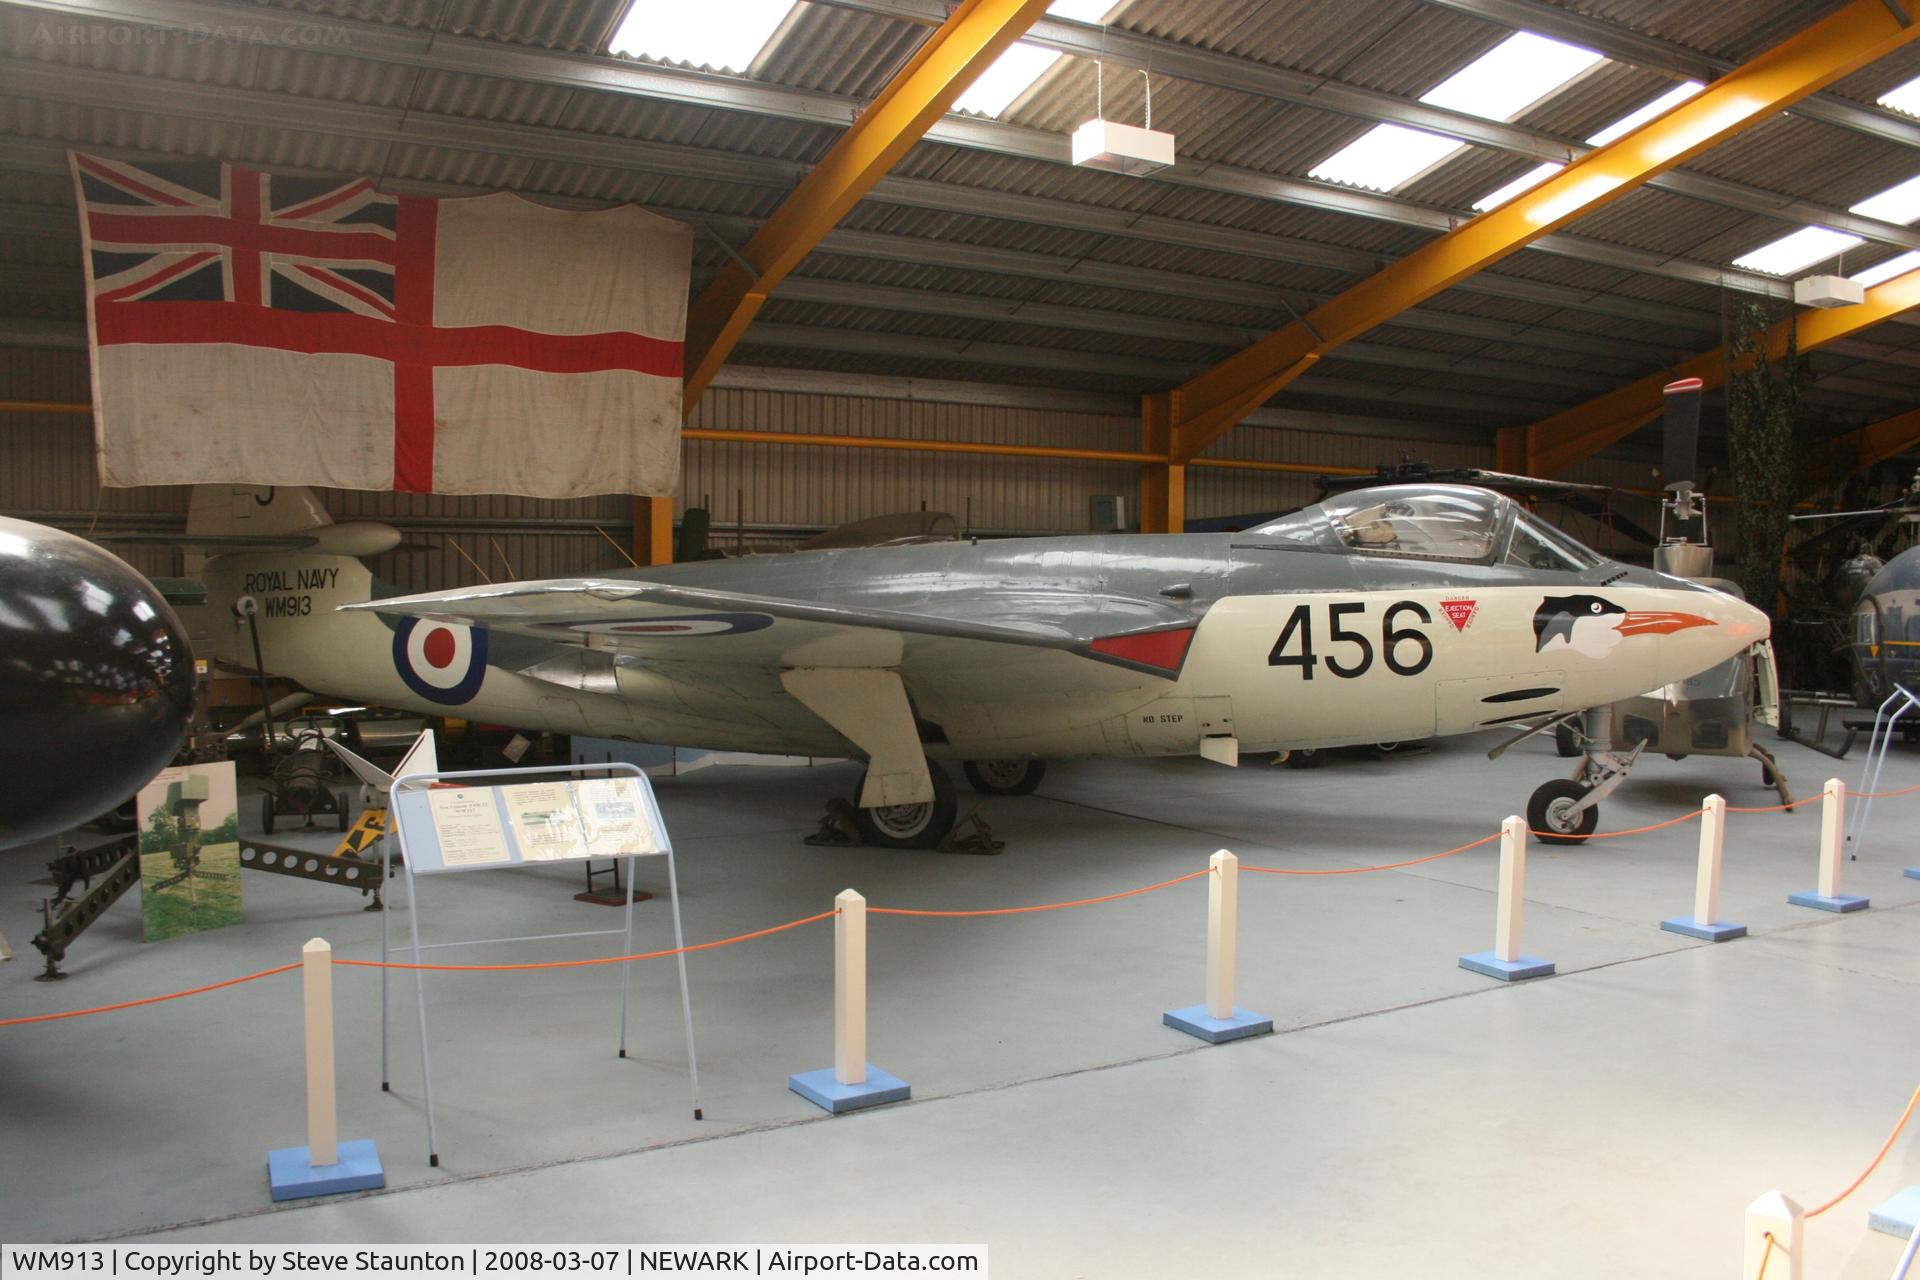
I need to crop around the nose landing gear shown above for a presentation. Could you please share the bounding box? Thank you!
[1527,705,1644,846]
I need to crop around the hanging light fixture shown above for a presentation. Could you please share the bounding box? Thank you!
[1072,64,1174,176]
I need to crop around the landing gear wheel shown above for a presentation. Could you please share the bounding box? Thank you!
[1761,764,1776,786]
[336,792,352,832]
[261,791,277,836]
[1286,748,1325,770]
[851,764,958,851]
[963,758,1046,796]
[1553,723,1581,758]
[1529,778,1598,845]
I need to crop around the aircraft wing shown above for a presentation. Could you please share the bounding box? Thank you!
[346,578,1196,684]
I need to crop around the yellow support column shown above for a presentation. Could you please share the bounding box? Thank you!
[632,495,674,566]
[1495,425,1530,476]
[1140,392,1185,534]
[682,0,1054,407]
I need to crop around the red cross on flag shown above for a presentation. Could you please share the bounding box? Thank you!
[72,153,690,498]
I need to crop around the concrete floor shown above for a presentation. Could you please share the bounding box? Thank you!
[3,730,1918,1277]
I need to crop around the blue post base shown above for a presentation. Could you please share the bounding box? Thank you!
[787,1065,910,1114]
[1162,1004,1274,1044]
[267,1139,385,1202]
[1787,891,1869,913]
[1904,868,1920,881]
[1459,950,1554,981]
[1869,1186,1920,1238]
[1660,916,1748,941]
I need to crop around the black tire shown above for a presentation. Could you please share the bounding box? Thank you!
[963,758,1047,796]
[1286,748,1325,769]
[261,791,277,836]
[336,792,352,832]
[1761,764,1775,787]
[1554,723,1581,758]
[851,763,958,850]
[1529,778,1598,845]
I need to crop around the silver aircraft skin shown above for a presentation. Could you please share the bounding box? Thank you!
[193,484,1769,845]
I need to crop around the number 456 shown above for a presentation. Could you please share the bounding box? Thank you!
[1268,600,1433,679]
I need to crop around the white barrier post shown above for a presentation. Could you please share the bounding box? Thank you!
[835,889,866,1088]
[1661,795,1746,940]
[304,938,339,1167]
[1164,850,1272,1044]
[1207,850,1236,1020]
[1460,816,1554,981]
[1744,1191,1803,1280]
[788,890,910,1114]
[1789,778,1869,913]
[266,938,384,1200]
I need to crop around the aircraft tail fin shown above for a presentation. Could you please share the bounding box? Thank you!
[187,485,334,537]
[326,728,438,801]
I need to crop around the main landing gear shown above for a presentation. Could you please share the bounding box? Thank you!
[809,758,1042,852]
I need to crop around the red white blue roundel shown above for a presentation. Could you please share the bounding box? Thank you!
[568,612,774,638]
[393,618,489,705]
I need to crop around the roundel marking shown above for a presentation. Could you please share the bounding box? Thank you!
[568,612,775,638]
[394,617,489,705]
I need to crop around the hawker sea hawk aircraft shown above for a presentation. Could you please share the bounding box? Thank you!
[191,484,1768,848]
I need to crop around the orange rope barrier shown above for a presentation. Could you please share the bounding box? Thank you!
[1804,1080,1920,1218]
[11,780,1920,1026]
[1855,782,1920,800]
[1727,795,1823,814]
[1755,1231,1775,1279]
[336,909,837,971]
[0,962,300,1027]
[868,868,1212,918]
[1533,808,1706,841]
[1242,831,1503,877]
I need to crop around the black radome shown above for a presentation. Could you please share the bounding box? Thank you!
[0,516,196,848]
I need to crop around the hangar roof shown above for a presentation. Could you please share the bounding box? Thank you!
[6,0,1920,454]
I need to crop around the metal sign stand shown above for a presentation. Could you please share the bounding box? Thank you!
[1849,684,1920,864]
[378,761,700,1167]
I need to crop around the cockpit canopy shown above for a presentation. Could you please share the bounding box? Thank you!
[1246,484,1603,570]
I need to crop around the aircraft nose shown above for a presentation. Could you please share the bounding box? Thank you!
[1681,584,1771,653]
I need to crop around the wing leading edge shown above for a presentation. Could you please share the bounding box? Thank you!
[344,577,1197,683]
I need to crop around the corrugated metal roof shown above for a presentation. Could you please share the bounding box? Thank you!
[1557,0,1851,64]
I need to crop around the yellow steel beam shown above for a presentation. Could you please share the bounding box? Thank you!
[1522,266,1920,477]
[681,0,1053,407]
[1833,406,1920,473]
[632,495,674,565]
[1160,0,1920,464]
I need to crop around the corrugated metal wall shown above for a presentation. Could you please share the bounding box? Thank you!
[13,344,1722,594]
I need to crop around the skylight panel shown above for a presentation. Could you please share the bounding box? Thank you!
[1851,251,1920,287]
[954,42,1063,116]
[1312,31,1602,192]
[1851,174,1920,226]
[1733,226,1864,276]
[1420,32,1604,121]
[1878,75,1920,117]
[951,0,1113,118]
[608,0,797,72]
[1310,125,1461,192]
[1583,80,1704,146]
[1471,82,1703,212]
[1473,163,1561,211]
